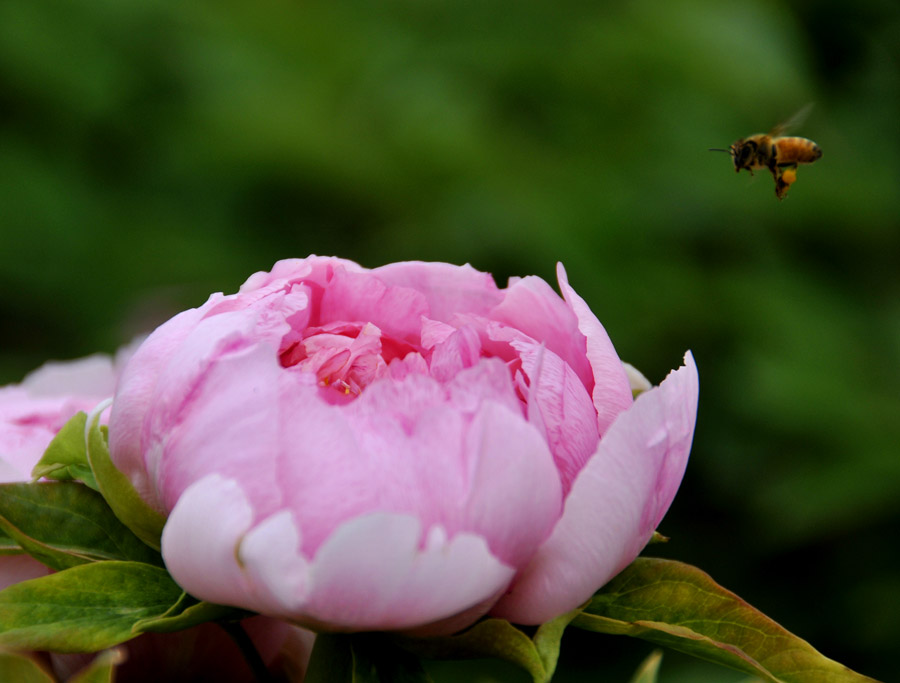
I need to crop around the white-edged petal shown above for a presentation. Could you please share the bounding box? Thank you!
[161,474,260,611]
[302,513,516,631]
[239,511,311,615]
[162,476,517,632]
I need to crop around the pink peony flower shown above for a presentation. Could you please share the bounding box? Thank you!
[109,257,698,631]
[0,354,120,485]
[0,354,121,589]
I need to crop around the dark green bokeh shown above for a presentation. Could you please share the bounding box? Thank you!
[1,0,897,680]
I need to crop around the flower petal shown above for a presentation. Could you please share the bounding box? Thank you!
[112,285,309,513]
[490,352,698,624]
[374,261,503,323]
[320,268,429,342]
[153,342,287,517]
[239,510,312,615]
[239,256,366,294]
[556,263,633,436]
[164,476,516,631]
[161,474,261,612]
[22,354,116,398]
[427,325,483,383]
[490,275,595,392]
[275,364,560,566]
[300,513,515,631]
[110,303,221,513]
[459,400,563,567]
[508,335,600,496]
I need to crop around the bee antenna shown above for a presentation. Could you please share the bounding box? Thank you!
[707,148,730,153]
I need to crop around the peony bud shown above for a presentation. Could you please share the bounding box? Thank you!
[109,257,699,631]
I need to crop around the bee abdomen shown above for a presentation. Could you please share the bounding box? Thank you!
[775,136,822,164]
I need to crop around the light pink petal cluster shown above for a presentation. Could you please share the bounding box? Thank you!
[109,256,699,631]
[0,355,120,589]
[0,355,117,484]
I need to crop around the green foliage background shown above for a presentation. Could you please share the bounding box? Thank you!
[1,0,897,680]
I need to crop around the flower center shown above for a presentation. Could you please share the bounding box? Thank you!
[280,322,390,398]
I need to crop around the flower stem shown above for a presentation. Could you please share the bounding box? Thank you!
[219,621,275,683]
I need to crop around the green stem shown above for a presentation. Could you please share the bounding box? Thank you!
[219,620,275,683]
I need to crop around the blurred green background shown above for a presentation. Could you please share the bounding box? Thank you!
[1,0,897,680]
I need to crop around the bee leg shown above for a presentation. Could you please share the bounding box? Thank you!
[764,157,780,196]
[774,162,798,200]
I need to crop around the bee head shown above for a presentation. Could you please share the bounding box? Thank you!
[730,139,756,171]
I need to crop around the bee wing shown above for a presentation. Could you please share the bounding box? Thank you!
[769,103,815,137]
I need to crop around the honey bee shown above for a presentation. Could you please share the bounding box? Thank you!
[710,105,822,200]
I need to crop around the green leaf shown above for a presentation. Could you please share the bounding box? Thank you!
[31,412,98,491]
[0,527,21,555]
[0,482,164,571]
[395,618,548,683]
[85,410,165,551]
[0,649,55,683]
[574,558,880,683]
[132,592,247,634]
[306,633,432,683]
[69,648,127,683]
[647,531,669,545]
[629,650,663,683]
[532,606,583,680]
[0,561,183,652]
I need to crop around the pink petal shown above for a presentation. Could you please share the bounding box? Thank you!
[489,275,595,393]
[387,352,429,380]
[0,456,25,483]
[275,365,560,565]
[153,342,287,517]
[1,405,107,482]
[239,256,366,294]
[419,318,457,349]
[300,513,515,631]
[504,333,600,496]
[110,302,221,513]
[427,325,483,383]
[112,282,311,513]
[0,394,69,481]
[160,474,262,611]
[163,476,516,632]
[137,286,309,505]
[490,352,698,624]
[458,400,563,567]
[1,354,118,482]
[21,355,116,398]
[320,268,429,343]
[444,358,523,417]
[274,374,452,556]
[373,261,504,323]
[556,263,633,436]
[239,510,311,615]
